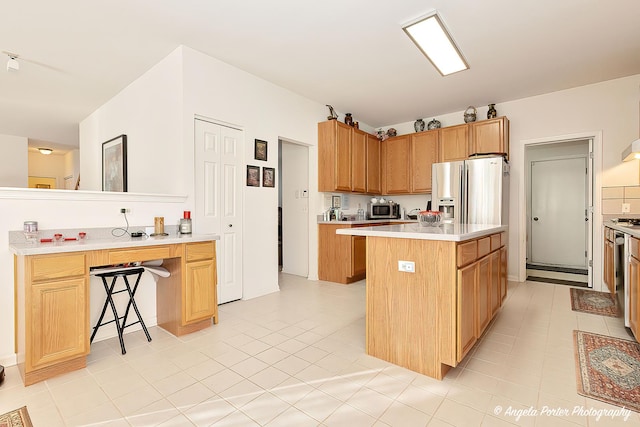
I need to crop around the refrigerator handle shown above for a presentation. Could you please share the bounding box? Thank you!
[459,163,466,224]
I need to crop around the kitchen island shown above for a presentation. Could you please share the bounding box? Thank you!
[337,223,507,380]
[10,230,220,385]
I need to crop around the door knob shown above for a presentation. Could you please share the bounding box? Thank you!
[228,224,233,228]
[533,217,539,221]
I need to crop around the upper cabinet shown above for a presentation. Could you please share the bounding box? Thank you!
[318,120,353,192]
[351,129,367,193]
[470,117,509,158]
[411,131,439,193]
[366,133,381,194]
[381,135,411,194]
[440,117,509,162]
[440,124,469,162]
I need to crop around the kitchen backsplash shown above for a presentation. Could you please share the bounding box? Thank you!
[602,185,640,217]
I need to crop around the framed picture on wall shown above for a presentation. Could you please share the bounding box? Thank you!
[254,139,268,161]
[263,167,275,188]
[247,165,260,187]
[102,134,127,192]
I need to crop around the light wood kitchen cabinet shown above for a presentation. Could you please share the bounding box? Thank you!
[470,117,509,158]
[366,133,381,194]
[604,227,615,294]
[381,135,411,194]
[411,131,439,193]
[352,236,367,277]
[318,223,367,284]
[630,237,640,339]
[439,124,469,162]
[183,242,218,325]
[457,262,477,361]
[318,120,352,192]
[455,232,506,363]
[351,129,367,193]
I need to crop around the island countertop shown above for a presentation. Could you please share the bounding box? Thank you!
[9,231,220,256]
[336,223,507,242]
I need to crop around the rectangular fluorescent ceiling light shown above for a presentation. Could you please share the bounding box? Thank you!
[403,12,469,76]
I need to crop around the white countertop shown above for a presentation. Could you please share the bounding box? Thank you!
[605,221,640,238]
[336,223,507,242]
[10,232,220,256]
[318,219,417,225]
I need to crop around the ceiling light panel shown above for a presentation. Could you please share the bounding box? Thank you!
[403,12,468,76]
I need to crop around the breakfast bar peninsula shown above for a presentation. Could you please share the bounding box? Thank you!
[337,222,507,380]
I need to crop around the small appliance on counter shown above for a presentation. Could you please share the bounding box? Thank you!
[368,200,400,219]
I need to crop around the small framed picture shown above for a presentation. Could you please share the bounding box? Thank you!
[102,134,127,192]
[332,195,341,208]
[263,167,275,188]
[254,139,268,161]
[246,165,260,187]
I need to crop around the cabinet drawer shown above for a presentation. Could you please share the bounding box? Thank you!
[500,232,506,247]
[631,237,640,259]
[457,240,477,267]
[490,234,501,252]
[186,241,215,262]
[108,246,172,264]
[477,237,491,258]
[31,253,86,281]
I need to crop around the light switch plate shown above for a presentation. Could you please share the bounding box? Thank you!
[622,203,631,213]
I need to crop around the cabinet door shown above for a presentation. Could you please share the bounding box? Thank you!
[630,255,640,339]
[439,124,469,162]
[30,278,88,369]
[351,129,367,193]
[351,236,366,277]
[318,121,352,192]
[411,131,439,193]
[476,256,491,336]
[457,263,477,362]
[183,260,217,325]
[366,133,381,194]
[604,236,614,294]
[471,117,508,158]
[382,135,411,194]
[500,247,508,302]
[335,123,352,191]
[490,251,501,316]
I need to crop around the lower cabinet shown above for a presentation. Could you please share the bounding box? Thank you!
[351,236,367,277]
[604,227,615,294]
[630,237,640,339]
[456,232,506,362]
[318,223,367,284]
[183,242,218,325]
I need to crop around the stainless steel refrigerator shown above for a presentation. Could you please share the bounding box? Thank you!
[432,156,509,224]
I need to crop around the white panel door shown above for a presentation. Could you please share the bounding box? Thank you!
[530,157,587,268]
[195,119,243,303]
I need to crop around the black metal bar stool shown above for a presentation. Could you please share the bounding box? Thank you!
[90,267,151,354]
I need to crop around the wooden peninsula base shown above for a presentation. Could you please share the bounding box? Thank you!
[339,223,507,380]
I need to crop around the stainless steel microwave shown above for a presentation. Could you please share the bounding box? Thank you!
[368,202,400,219]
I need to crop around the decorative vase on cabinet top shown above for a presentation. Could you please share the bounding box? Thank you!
[344,113,353,126]
[414,119,425,132]
[487,104,497,119]
[464,106,477,123]
[427,118,441,130]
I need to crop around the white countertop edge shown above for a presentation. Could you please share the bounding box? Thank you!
[336,223,507,242]
[605,221,640,238]
[318,219,417,225]
[10,233,220,256]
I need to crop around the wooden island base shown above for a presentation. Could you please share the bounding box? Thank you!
[365,230,506,379]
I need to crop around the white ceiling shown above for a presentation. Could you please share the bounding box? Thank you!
[2,0,640,148]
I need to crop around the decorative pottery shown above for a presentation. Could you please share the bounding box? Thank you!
[387,128,397,137]
[344,113,353,126]
[326,104,338,120]
[427,118,441,130]
[414,119,425,132]
[487,103,497,119]
[464,106,477,123]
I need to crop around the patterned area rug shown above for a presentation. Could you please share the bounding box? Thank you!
[574,330,640,412]
[0,406,33,427]
[570,288,619,317]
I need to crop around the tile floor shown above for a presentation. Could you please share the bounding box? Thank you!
[1,274,639,426]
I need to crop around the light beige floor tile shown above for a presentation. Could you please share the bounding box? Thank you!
[157,413,198,426]
[165,381,213,410]
[182,396,235,427]
[217,378,264,407]
[295,389,342,422]
[184,358,226,381]
[65,400,126,426]
[295,345,329,363]
[229,356,269,378]
[264,406,318,427]
[365,372,411,399]
[445,382,493,413]
[240,392,290,425]
[379,400,432,427]
[112,383,164,416]
[210,409,260,426]
[126,398,182,427]
[317,375,362,401]
[269,376,315,405]
[324,403,378,427]
[395,384,445,415]
[273,355,311,376]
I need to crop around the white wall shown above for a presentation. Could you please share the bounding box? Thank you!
[79,49,184,195]
[179,46,326,295]
[386,74,640,285]
[0,134,28,187]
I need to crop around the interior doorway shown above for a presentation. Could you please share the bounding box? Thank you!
[525,139,592,287]
[279,139,309,277]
